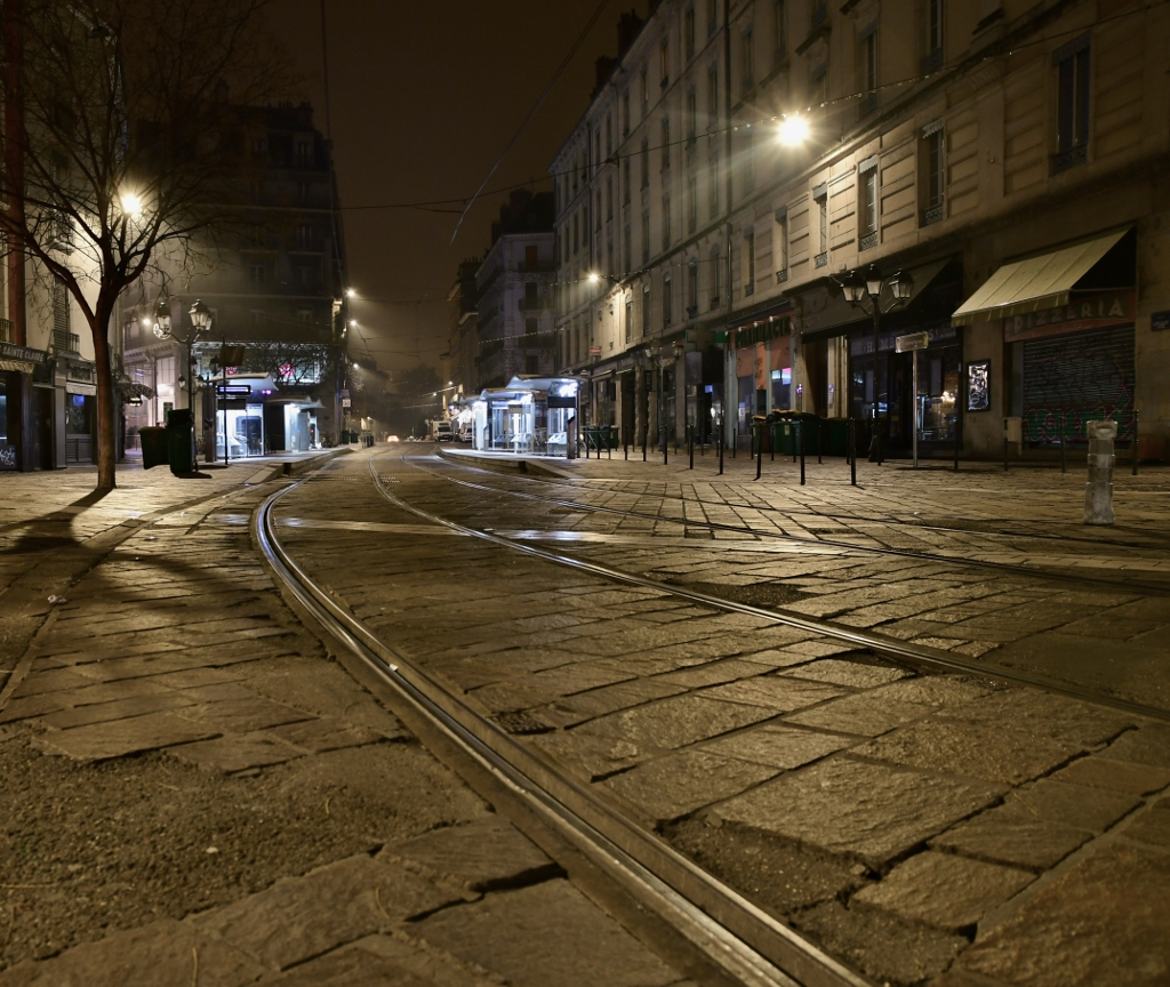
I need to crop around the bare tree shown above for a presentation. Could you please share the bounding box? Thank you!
[0,0,290,489]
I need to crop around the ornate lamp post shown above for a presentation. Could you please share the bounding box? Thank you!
[838,266,913,463]
[153,297,213,463]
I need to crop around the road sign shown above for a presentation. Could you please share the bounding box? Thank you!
[216,383,251,396]
[895,331,930,353]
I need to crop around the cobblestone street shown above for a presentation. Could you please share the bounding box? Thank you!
[1,448,1168,985]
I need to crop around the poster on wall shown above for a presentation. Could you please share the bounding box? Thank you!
[966,360,991,412]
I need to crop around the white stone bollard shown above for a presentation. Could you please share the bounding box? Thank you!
[1083,419,1118,525]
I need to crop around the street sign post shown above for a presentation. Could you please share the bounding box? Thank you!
[896,333,930,468]
[215,384,251,396]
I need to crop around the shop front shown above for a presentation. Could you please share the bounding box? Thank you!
[730,314,794,435]
[472,376,580,456]
[0,343,50,471]
[953,227,1136,456]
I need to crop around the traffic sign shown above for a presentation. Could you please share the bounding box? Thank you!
[216,383,251,396]
[895,331,930,353]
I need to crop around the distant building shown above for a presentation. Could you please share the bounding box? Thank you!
[447,258,481,404]
[551,0,1170,460]
[120,102,346,459]
[475,191,557,389]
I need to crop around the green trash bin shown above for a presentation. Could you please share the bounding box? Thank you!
[822,418,850,456]
[166,409,195,475]
[139,426,168,470]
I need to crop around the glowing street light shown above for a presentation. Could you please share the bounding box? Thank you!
[345,287,357,299]
[120,192,144,220]
[776,114,810,147]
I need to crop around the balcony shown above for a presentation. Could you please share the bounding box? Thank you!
[0,317,11,342]
[53,330,81,354]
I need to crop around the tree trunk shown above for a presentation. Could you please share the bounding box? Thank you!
[90,307,116,491]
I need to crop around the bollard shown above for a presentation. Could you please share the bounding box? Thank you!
[1084,419,1118,525]
[798,420,806,486]
[953,417,960,472]
[848,418,857,486]
[608,428,612,460]
[732,428,737,459]
[817,420,823,464]
[642,428,648,462]
[624,429,628,461]
[718,430,724,475]
[688,425,694,470]
[1059,411,1067,474]
[754,424,762,480]
[1133,408,1140,476]
[662,426,668,466]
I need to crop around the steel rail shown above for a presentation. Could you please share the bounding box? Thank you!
[382,454,1170,725]
[408,453,1170,595]
[256,474,870,987]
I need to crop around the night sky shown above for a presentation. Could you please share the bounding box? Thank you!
[267,0,646,379]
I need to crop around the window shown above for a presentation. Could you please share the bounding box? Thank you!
[249,263,267,285]
[641,210,651,264]
[814,186,828,267]
[294,138,313,166]
[595,190,602,231]
[641,137,650,188]
[622,157,631,203]
[663,272,673,326]
[774,1,787,64]
[708,143,720,215]
[642,281,651,336]
[710,245,721,306]
[625,296,633,342]
[525,317,538,335]
[687,88,697,143]
[707,63,718,131]
[661,117,670,171]
[743,229,755,295]
[606,177,613,220]
[641,68,648,118]
[525,244,539,270]
[923,0,943,70]
[774,208,789,281]
[858,161,878,250]
[859,28,878,116]
[741,126,754,195]
[1054,37,1090,172]
[524,282,539,307]
[594,131,601,170]
[687,259,698,315]
[919,122,945,225]
[525,355,540,374]
[741,28,754,95]
[52,276,70,335]
[660,37,670,87]
[687,174,698,233]
[606,113,613,158]
[662,192,672,249]
[623,222,631,270]
[685,6,695,62]
[707,0,717,37]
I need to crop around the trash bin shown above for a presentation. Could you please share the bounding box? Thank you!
[165,409,194,475]
[822,418,850,456]
[139,426,168,470]
[770,412,821,454]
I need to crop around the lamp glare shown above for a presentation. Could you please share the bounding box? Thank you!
[776,114,810,147]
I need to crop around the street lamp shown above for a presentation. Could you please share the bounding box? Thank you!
[837,265,913,463]
[153,297,213,463]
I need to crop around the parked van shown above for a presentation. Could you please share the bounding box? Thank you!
[430,421,454,442]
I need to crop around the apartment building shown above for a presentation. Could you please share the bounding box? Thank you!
[552,0,1170,460]
[475,191,557,389]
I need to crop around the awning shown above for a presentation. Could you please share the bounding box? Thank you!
[952,229,1128,326]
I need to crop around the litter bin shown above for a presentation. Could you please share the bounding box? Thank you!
[165,409,195,475]
[139,426,168,470]
[822,418,850,456]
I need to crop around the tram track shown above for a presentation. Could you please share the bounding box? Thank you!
[257,449,1170,986]
[405,452,1170,597]
[255,468,869,987]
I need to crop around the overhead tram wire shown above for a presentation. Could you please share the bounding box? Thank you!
[337,0,1170,218]
[449,0,614,245]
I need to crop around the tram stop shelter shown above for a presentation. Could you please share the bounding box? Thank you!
[472,376,581,457]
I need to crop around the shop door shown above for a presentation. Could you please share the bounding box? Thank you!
[1022,325,1135,446]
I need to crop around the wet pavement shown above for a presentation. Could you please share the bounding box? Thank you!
[1,445,1168,985]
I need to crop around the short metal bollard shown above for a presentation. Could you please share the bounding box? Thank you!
[754,424,762,480]
[798,420,805,486]
[718,430,724,475]
[1084,419,1118,525]
[848,418,857,487]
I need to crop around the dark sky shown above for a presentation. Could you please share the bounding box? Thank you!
[267,0,645,378]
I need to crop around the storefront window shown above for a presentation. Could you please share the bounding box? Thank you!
[66,394,92,433]
[770,367,791,410]
[916,353,959,441]
[216,403,264,457]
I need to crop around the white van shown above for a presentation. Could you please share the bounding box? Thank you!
[431,421,454,442]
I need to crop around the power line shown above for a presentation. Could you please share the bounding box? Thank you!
[449,0,615,244]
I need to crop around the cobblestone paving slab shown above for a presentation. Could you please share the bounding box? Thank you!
[0,918,267,987]
[411,880,684,987]
[712,755,1006,866]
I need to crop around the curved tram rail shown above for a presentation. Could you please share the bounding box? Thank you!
[256,472,870,987]
[405,452,1170,596]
